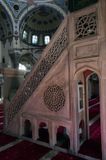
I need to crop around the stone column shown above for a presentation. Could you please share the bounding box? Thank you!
[72,80,79,154]
[99,36,106,160]
[9,49,21,68]
[49,123,57,147]
[32,120,38,141]
[100,76,106,160]
[48,122,55,147]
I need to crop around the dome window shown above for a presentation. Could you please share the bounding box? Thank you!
[23,30,27,40]
[32,35,38,44]
[44,35,50,45]
[18,63,27,71]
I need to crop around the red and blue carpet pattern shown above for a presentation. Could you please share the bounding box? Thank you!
[0,140,51,160]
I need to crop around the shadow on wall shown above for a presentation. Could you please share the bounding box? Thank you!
[38,122,49,143]
[24,119,32,138]
[56,126,70,149]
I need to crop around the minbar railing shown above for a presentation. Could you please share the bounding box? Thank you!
[5,16,68,126]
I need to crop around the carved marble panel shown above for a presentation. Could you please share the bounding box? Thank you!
[75,43,98,59]
[43,84,65,112]
[75,12,97,39]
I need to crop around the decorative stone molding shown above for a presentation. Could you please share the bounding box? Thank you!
[75,43,98,59]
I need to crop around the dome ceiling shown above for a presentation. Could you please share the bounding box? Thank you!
[0,4,13,41]
[20,5,64,34]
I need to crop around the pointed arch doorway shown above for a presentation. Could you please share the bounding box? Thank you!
[77,69,102,159]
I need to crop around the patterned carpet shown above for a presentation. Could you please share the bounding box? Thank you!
[0,140,51,160]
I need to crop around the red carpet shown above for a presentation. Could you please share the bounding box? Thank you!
[89,97,100,120]
[0,133,17,146]
[52,152,85,160]
[79,119,102,159]
[0,140,51,160]
[89,97,99,106]
[89,104,100,120]
[79,97,102,158]
[79,139,102,159]
[90,119,101,141]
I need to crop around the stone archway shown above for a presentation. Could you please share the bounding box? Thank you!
[76,69,102,159]
[38,122,49,143]
[56,126,70,149]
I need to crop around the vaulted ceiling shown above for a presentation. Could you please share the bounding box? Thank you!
[0,0,67,42]
[0,4,13,41]
[20,5,64,34]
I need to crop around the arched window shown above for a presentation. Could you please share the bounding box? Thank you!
[18,63,27,71]
[23,30,27,40]
[44,35,50,45]
[32,35,38,44]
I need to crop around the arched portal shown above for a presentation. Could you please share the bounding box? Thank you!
[87,73,100,138]
[24,119,32,138]
[56,126,70,149]
[76,69,102,159]
[38,122,49,143]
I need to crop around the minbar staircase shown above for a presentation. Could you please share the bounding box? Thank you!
[5,16,68,130]
[0,104,4,132]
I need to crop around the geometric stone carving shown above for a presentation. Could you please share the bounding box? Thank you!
[7,25,68,123]
[76,12,97,39]
[44,85,65,112]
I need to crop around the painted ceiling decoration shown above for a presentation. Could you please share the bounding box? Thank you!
[3,0,28,18]
[0,0,98,20]
[0,4,13,42]
[3,0,68,19]
[19,5,64,45]
[0,0,66,45]
[0,0,98,43]
[20,5,64,34]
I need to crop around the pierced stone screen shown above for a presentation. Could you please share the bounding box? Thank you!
[75,12,97,39]
[44,85,65,112]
